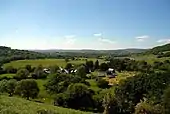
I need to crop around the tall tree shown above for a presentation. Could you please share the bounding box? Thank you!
[94,60,99,70]
[76,65,87,78]
[15,79,39,100]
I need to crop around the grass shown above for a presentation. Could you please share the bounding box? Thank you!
[86,79,101,92]
[0,95,90,114]
[4,59,67,68]
[132,54,170,64]
[0,73,16,78]
[36,79,54,104]
[3,58,105,69]
[106,71,137,85]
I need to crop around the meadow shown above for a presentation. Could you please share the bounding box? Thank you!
[3,58,105,68]
[132,54,170,64]
[0,95,90,114]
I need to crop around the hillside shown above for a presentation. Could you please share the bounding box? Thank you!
[147,43,170,54]
[0,95,90,114]
[0,46,48,64]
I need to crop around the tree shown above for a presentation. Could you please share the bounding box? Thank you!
[65,58,69,63]
[16,69,29,79]
[6,79,17,96]
[4,65,17,73]
[66,83,94,110]
[0,79,7,94]
[135,99,163,114]
[49,65,59,74]
[33,65,46,79]
[100,63,109,71]
[97,78,110,89]
[65,63,73,71]
[15,79,39,100]
[103,92,120,114]
[25,65,32,72]
[76,65,87,78]
[163,86,170,114]
[86,61,94,71]
[94,60,99,70]
[45,73,88,94]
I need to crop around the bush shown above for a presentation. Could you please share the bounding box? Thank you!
[135,100,163,114]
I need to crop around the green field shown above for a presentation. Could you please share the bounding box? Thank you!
[0,73,16,78]
[3,58,105,68]
[132,54,170,64]
[35,79,54,104]
[0,95,90,114]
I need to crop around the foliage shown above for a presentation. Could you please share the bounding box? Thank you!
[86,60,94,71]
[93,89,114,113]
[15,79,39,100]
[6,79,17,96]
[103,92,120,114]
[0,79,7,93]
[115,72,170,113]
[54,83,94,111]
[25,64,32,72]
[45,73,88,94]
[65,63,73,71]
[96,78,110,89]
[100,63,108,71]
[3,65,17,73]
[134,100,163,114]
[94,60,99,70]
[147,43,170,55]
[49,65,59,74]
[162,86,170,114]
[15,68,29,79]
[76,65,87,78]
[32,65,47,79]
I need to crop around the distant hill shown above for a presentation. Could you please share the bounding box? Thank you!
[32,48,147,55]
[0,95,90,114]
[147,43,170,54]
[0,46,47,64]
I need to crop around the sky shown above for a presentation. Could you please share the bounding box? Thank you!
[0,0,170,50]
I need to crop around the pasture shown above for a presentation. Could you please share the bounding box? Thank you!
[0,95,90,114]
[0,73,16,79]
[132,54,170,64]
[3,58,105,69]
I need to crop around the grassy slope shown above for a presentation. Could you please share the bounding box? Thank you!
[132,54,170,64]
[0,96,90,114]
[3,58,104,68]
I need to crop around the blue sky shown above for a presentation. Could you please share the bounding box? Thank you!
[0,0,170,50]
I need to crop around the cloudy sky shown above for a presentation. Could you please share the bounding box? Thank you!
[0,0,170,50]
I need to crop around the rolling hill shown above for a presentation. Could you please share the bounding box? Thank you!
[0,95,90,114]
[146,43,170,54]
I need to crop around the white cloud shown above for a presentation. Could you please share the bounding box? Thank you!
[157,39,170,43]
[64,35,76,39]
[98,38,116,44]
[94,33,102,37]
[135,35,149,42]
[64,35,76,45]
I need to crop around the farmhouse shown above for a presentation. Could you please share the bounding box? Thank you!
[106,68,117,78]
